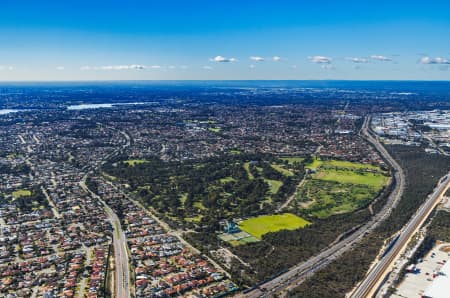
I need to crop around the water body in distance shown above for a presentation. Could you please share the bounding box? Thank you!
[0,109,21,115]
[67,102,150,110]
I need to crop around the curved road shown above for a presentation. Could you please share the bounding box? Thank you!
[80,126,132,298]
[81,176,131,298]
[241,116,405,298]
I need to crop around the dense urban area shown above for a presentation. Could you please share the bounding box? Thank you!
[1,81,450,298]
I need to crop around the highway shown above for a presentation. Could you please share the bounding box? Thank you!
[241,116,405,298]
[81,174,131,298]
[350,173,450,298]
[79,126,132,298]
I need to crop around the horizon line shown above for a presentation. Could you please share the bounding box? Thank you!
[0,79,450,83]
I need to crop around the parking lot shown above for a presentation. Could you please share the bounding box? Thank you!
[393,242,450,298]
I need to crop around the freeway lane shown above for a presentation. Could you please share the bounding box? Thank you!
[79,126,132,298]
[241,116,405,298]
[350,173,450,298]
[81,175,131,298]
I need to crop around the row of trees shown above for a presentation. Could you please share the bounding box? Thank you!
[288,145,450,297]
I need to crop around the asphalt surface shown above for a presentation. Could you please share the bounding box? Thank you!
[241,116,405,298]
[81,175,131,298]
[79,126,132,298]
[350,173,450,298]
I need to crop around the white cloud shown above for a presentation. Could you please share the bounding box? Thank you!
[210,55,237,63]
[149,65,161,69]
[250,56,265,62]
[56,66,65,70]
[100,65,128,70]
[0,66,14,71]
[203,65,213,70]
[249,64,256,69]
[131,64,147,69]
[420,56,450,65]
[168,65,176,69]
[180,65,189,69]
[308,55,332,64]
[346,57,368,63]
[291,65,298,69]
[80,64,148,71]
[371,55,392,61]
[273,56,282,62]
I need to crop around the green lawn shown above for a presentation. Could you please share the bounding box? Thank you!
[298,180,379,218]
[306,158,381,171]
[185,215,203,223]
[306,158,323,169]
[220,176,236,183]
[194,201,207,210]
[313,169,388,188]
[180,193,188,206]
[271,164,294,176]
[325,160,380,170]
[102,172,117,181]
[123,159,148,166]
[12,189,31,199]
[243,162,254,180]
[239,213,310,239]
[264,179,283,194]
[67,152,75,162]
[296,158,390,218]
[208,127,222,133]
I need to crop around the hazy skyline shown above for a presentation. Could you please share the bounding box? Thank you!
[1,0,449,81]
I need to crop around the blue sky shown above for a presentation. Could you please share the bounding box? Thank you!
[0,0,449,80]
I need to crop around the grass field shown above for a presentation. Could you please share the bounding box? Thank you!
[306,158,381,171]
[296,158,389,218]
[220,176,236,184]
[180,193,188,206]
[271,164,294,176]
[208,127,222,133]
[243,162,254,180]
[67,152,74,162]
[298,180,379,218]
[194,201,207,210]
[325,160,380,170]
[239,213,310,239]
[306,158,323,169]
[185,215,203,223]
[264,179,283,194]
[313,169,388,188]
[102,172,117,181]
[12,189,31,199]
[124,159,148,166]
